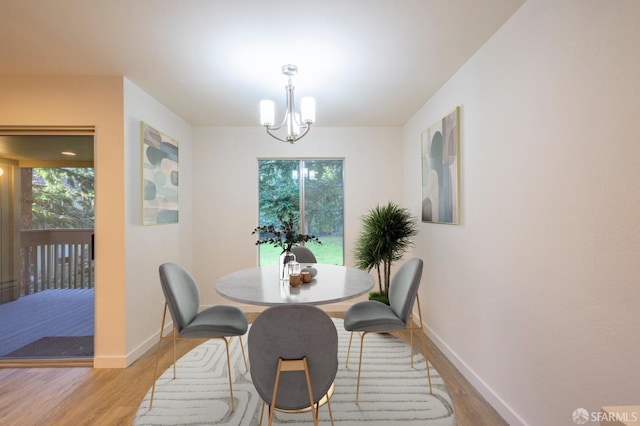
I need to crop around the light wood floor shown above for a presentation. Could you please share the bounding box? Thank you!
[0,312,507,425]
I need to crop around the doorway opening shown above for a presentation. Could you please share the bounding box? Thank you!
[0,127,95,366]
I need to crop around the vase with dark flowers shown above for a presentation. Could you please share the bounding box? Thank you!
[252,213,321,280]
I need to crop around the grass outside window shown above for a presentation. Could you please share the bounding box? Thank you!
[258,237,343,266]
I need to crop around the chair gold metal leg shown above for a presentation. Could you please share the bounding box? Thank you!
[300,358,318,426]
[409,314,415,368]
[269,359,283,426]
[419,328,433,394]
[238,336,248,372]
[355,331,366,404]
[149,303,168,409]
[345,331,354,367]
[172,326,177,379]
[223,338,235,412]
[259,401,265,425]
[268,404,275,426]
[327,397,334,425]
[415,295,433,394]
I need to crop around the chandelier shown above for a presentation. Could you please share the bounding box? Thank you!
[260,64,315,143]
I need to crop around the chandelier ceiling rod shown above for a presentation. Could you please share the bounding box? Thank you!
[260,64,315,143]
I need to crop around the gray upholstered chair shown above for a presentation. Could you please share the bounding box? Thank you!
[248,304,338,426]
[344,257,432,402]
[149,262,248,410]
[291,246,317,263]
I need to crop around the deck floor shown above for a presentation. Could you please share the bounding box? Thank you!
[0,289,94,357]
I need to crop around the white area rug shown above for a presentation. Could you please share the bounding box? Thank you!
[134,318,455,425]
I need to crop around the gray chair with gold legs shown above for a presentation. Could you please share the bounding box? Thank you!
[344,257,432,403]
[249,304,338,426]
[291,246,317,263]
[149,262,248,411]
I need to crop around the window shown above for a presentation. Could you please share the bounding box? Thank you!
[258,159,344,265]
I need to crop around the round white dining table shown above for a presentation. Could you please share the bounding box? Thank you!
[216,264,374,306]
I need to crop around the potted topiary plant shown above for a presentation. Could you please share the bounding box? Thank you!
[252,213,321,280]
[353,202,418,304]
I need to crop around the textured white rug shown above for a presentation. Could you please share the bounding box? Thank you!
[134,318,455,425]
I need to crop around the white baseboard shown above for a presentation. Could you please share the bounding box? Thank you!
[124,321,174,367]
[422,320,528,426]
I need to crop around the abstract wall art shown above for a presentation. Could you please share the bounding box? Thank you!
[421,107,460,224]
[141,122,179,225]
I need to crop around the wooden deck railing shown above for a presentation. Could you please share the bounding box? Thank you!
[19,229,94,295]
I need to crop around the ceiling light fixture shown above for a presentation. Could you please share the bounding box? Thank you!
[260,64,315,143]
[61,151,76,156]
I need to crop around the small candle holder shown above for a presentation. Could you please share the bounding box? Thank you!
[288,261,301,287]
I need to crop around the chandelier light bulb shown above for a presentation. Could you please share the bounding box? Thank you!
[260,100,275,126]
[301,96,316,124]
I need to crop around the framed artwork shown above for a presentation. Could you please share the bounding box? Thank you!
[421,106,460,224]
[141,121,179,225]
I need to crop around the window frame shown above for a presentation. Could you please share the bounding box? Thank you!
[257,157,345,265]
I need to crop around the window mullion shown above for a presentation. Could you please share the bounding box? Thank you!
[299,160,305,236]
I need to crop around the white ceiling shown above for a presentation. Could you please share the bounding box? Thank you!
[0,135,94,163]
[0,0,524,127]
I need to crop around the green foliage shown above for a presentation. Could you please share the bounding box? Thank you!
[32,168,94,229]
[258,159,344,237]
[353,202,418,298]
[257,159,344,265]
[259,239,340,265]
[252,213,321,253]
[258,160,300,228]
[302,160,344,236]
[368,291,389,305]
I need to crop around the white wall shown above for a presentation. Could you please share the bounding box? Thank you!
[123,78,194,364]
[403,0,640,424]
[192,126,402,311]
